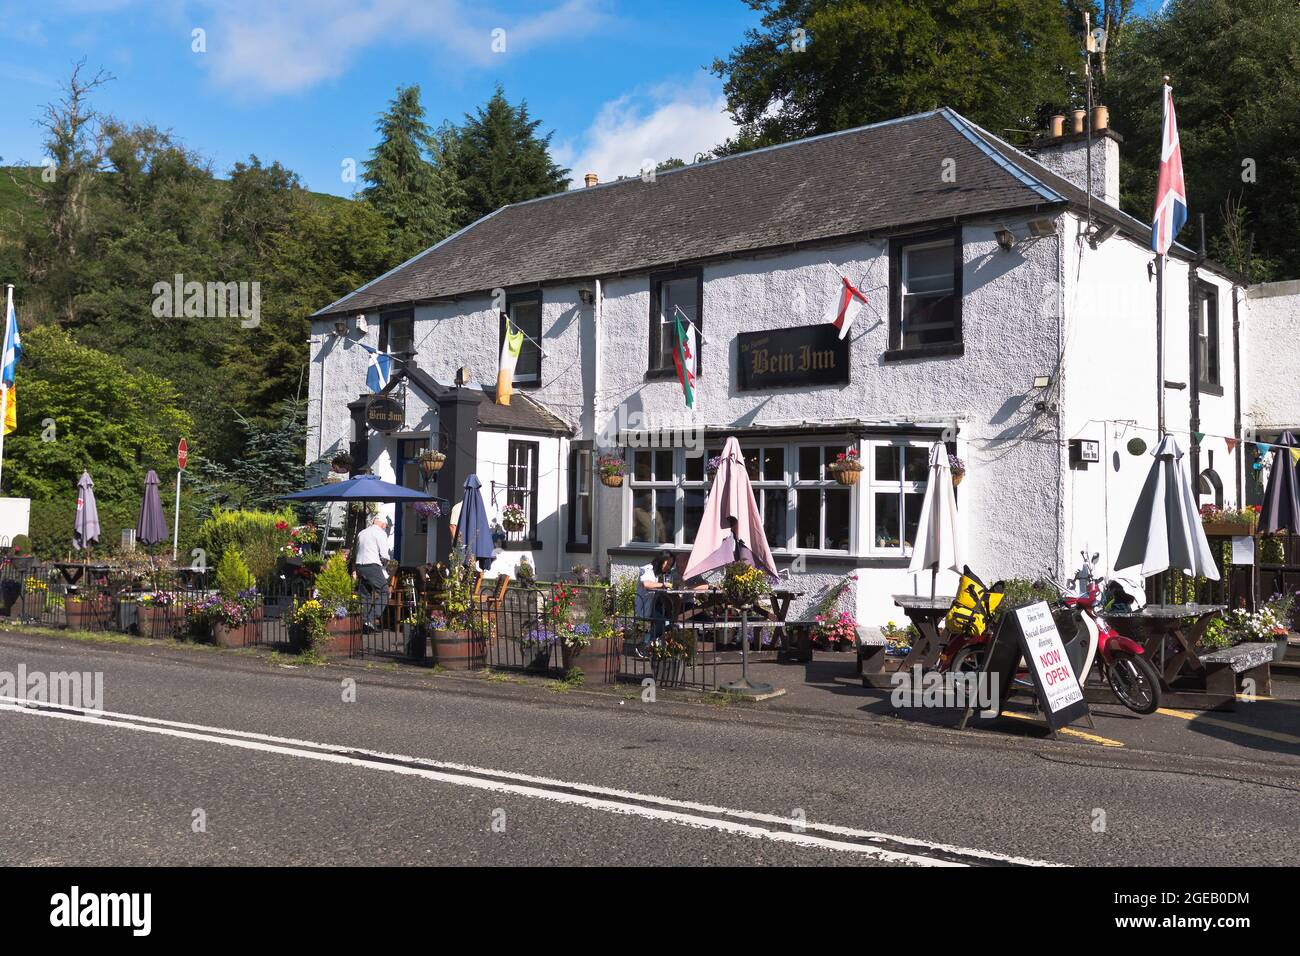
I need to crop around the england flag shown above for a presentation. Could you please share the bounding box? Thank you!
[1151,84,1188,256]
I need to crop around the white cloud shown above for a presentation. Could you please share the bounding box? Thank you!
[188,0,608,96]
[556,80,739,187]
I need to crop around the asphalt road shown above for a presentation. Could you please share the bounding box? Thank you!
[0,632,1296,866]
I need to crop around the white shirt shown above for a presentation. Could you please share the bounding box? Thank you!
[634,562,665,619]
[354,523,392,567]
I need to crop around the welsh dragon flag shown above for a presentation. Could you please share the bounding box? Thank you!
[672,313,695,408]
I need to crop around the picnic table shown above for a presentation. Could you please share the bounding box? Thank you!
[1106,603,1228,708]
[659,587,803,659]
[860,594,955,687]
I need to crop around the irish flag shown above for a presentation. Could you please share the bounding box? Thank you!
[497,317,524,406]
[672,313,695,409]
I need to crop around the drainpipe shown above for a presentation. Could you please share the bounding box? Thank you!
[1232,237,1251,505]
[592,278,604,575]
[1188,215,1205,485]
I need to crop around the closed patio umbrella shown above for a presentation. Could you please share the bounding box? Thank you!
[456,474,494,567]
[684,436,778,697]
[908,443,963,599]
[1115,435,1220,581]
[73,470,100,553]
[683,437,778,582]
[136,470,168,546]
[1259,431,1300,534]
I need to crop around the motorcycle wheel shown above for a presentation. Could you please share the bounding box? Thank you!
[950,644,985,675]
[1105,651,1162,715]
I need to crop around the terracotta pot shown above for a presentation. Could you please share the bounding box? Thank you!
[138,605,174,639]
[599,474,624,488]
[213,621,246,648]
[432,628,481,669]
[321,615,359,658]
[66,596,110,631]
[561,635,618,684]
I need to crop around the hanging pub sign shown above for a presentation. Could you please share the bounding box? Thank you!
[960,600,1093,737]
[365,395,405,432]
[737,324,850,391]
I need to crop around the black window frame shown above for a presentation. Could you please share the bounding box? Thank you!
[567,442,593,553]
[647,267,703,379]
[886,227,963,360]
[505,439,541,550]
[379,309,414,356]
[1196,280,1222,392]
[500,290,543,389]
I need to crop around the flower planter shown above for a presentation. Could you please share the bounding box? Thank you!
[65,596,111,631]
[137,605,175,640]
[19,592,48,620]
[1201,521,1255,537]
[599,474,624,488]
[502,520,526,534]
[952,473,965,487]
[1275,635,1290,664]
[432,628,480,670]
[650,656,684,687]
[213,621,246,648]
[403,624,429,663]
[561,635,618,684]
[321,615,360,658]
[829,467,862,487]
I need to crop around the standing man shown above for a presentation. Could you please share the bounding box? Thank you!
[354,515,392,632]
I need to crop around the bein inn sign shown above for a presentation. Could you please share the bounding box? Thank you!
[365,395,405,432]
[737,324,850,391]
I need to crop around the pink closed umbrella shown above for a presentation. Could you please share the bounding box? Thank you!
[684,437,778,582]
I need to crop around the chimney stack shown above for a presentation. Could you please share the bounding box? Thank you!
[584,172,599,187]
[1029,108,1122,208]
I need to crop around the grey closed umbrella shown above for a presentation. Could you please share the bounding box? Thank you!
[73,470,101,552]
[1259,431,1300,534]
[1115,435,1220,581]
[136,470,168,546]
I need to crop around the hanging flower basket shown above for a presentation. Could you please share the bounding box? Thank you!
[828,448,863,486]
[417,449,446,480]
[949,454,966,487]
[501,503,527,533]
[597,454,626,488]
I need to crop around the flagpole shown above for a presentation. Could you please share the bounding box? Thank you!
[1156,252,1165,436]
[0,284,11,491]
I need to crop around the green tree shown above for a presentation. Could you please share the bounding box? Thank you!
[1106,0,1300,279]
[361,85,459,263]
[451,86,569,226]
[710,0,1083,153]
[4,324,192,505]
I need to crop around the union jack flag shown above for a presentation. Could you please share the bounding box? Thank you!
[1151,84,1188,255]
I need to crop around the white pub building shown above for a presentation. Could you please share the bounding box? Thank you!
[307,107,1299,627]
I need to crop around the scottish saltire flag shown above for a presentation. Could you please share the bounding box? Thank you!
[364,346,392,393]
[1151,84,1188,255]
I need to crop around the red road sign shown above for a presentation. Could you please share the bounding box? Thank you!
[178,439,188,471]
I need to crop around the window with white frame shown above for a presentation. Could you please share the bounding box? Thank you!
[870,442,931,552]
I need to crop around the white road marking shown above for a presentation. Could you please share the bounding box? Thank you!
[0,696,1057,866]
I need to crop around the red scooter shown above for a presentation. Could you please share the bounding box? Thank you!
[937,576,1161,715]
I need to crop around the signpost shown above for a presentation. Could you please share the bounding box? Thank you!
[960,600,1092,736]
[173,439,188,561]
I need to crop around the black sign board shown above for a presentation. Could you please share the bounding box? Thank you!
[365,395,405,433]
[961,600,1092,736]
[736,324,850,391]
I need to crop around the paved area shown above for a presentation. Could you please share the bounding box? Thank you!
[0,629,1296,866]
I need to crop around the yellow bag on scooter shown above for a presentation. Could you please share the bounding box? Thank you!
[945,566,1004,637]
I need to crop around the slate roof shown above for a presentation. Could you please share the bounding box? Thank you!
[314,108,1219,319]
[367,365,572,435]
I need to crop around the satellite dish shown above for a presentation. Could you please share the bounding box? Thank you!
[1127,437,1147,456]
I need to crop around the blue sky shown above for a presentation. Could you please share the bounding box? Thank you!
[0,0,760,196]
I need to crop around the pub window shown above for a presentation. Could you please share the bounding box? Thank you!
[793,445,852,552]
[380,310,414,355]
[630,448,677,544]
[870,442,929,553]
[568,446,592,551]
[648,268,702,375]
[889,231,961,352]
[506,440,539,547]
[501,291,542,386]
[1197,282,1220,388]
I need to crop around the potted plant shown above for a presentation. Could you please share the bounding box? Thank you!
[413,499,442,521]
[313,552,360,656]
[137,591,178,639]
[416,448,446,480]
[501,502,527,533]
[431,548,478,668]
[949,454,967,487]
[514,556,536,589]
[721,561,772,609]
[1262,593,1295,663]
[402,606,442,663]
[705,454,723,479]
[20,576,49,620]
[560,585,619,683]
[288,599,336,656]
[65,588,110,630]
[828,447,863,486]
[812,609,858,652]
[597,454,626,488]
[649,632,691,686]
[1199,503,1259,537]
[520,625,561,672]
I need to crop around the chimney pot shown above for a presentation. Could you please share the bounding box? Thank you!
[1091,105,1109,132]
[1049,114,1065,138]
[584,172,599,187]
[1071,109,1086,135]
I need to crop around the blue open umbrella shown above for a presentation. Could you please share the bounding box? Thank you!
[282,474,442,503]
[136,470,168,546]
[456,474,494,564]
[73,470,100,552]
